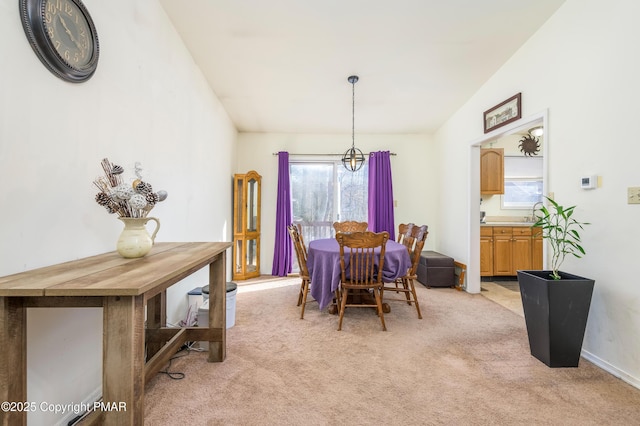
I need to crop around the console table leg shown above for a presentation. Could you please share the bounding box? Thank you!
[0,297,26,426]
[208,252,226,362]
[103,295,145,425]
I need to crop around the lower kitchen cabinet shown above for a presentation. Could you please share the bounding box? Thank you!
[493,228,514,275]
[511,230,533,273]
[480,227,494,276]
[532,227,543,270]
[480,225,541,277]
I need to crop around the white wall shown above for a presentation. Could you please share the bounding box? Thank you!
[236,133,438,273]
[0,1,236,424]
[435,0,640,386]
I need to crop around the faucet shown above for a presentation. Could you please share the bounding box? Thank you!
[530,201,543,222]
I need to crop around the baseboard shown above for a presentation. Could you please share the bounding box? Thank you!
[55,386,102,426]
[582,349,640,390]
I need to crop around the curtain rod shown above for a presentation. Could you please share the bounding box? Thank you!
[272,152,396,156]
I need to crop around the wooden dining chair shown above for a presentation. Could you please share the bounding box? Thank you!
[403,224,428,251]
[287,224,312,319]
[295,223,307,260]
[335,231,389,331]
[410,224,429,242]
[333,221,368,234]
[381,227,428,319]
[397,223,414,244]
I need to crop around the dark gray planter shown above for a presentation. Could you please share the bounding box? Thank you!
[517,270,595,368]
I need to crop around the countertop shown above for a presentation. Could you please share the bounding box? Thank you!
[481,222,536,227]
[480,216,537,227]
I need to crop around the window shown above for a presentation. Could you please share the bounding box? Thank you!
[290,160,368,242]
[502,179,543,209]
[502,156,543,209]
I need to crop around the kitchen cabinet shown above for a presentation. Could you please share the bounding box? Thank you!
[480,227,494,276]
[532,226,543,270]
[492,227,514,275]
[480,225,541,277]
[480,148,504,194]
[512,229,533,273]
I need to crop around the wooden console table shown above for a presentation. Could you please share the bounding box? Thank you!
[0,241,231,425]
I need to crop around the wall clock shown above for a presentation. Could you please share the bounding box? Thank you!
[20,0,99,83]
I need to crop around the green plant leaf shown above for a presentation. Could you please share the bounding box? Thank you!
[536,196,589,279]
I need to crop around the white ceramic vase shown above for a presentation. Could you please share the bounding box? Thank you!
[116,217,160,258]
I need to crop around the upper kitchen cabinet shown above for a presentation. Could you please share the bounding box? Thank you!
[480,148,504,194]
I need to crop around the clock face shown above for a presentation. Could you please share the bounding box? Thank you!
[43,0,94,68]
[20,0,99,82]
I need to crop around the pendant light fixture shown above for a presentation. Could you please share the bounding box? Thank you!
[342,75,365,172]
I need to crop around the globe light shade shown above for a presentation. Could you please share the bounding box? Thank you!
[342,146,365,172]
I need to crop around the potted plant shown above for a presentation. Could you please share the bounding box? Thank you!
[517,196,595,368]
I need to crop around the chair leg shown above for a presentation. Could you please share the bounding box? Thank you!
[374,288,387,331]
[300,279,310,319]
[297,280,305,306]
[407,278,422,319]
[402,278,412,304]
[337,288,348,331]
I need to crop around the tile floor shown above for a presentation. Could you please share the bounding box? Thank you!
[480,280,523,317]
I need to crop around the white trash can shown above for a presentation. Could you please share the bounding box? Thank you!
[198,282,237,329]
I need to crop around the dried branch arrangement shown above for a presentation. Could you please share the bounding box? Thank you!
[93,158,167,218]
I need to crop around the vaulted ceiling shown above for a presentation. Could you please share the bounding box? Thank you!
[160,0,565,134]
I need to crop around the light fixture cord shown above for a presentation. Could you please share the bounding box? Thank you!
[351,79,355,149]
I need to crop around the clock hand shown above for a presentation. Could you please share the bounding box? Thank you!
[58,15,83,50]
[58,15,73,39]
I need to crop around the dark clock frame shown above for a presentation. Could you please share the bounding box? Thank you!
[19,0,99,83]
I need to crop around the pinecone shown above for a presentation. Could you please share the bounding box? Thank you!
[135,181,153,194]
[111,165,124,175]
[95,192,111,206]
[146,192,159,206]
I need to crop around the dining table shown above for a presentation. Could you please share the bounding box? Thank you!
[307,237,412,311]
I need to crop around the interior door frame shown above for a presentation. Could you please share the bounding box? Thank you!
[466,109,548,294]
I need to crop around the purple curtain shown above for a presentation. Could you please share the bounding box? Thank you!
[271,151,293,276]
[368,151,396,240]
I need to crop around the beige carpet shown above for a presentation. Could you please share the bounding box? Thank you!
[144,277,640,425]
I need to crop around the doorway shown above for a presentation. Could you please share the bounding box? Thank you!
[466,110,548,295]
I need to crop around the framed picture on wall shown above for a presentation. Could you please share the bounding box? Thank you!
[483,93,521,133]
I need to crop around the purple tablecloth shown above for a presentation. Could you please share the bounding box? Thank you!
[307,238,412,310]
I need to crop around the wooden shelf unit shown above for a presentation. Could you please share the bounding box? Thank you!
[233,170,261,280]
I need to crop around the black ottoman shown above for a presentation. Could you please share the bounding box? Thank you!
[417,251,455,288]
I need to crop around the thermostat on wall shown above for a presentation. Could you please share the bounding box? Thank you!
[581,175,597,189]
